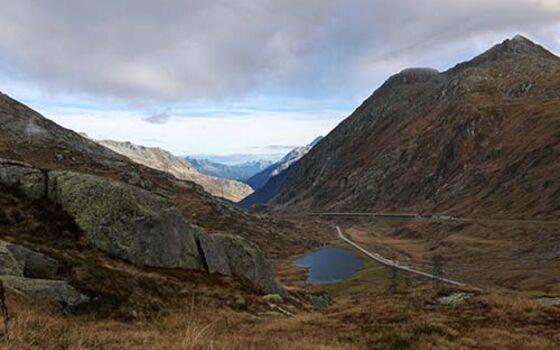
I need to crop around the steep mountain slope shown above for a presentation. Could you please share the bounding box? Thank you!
[250,35,560,218]
[0,92,318,259]
[246,136,323,191]
[186,157,272,181]
[98,140,253,202]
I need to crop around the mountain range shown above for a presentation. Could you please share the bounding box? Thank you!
[97,139,253,202]
[244,35,560,219]
[186,157,273,182]
[245,136,323,191]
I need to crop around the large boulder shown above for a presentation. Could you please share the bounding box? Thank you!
[0,240,59,279]
[0,276,88,310]
[47,171,204,270]
[198,234,284,295]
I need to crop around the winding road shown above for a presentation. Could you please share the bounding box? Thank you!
[335,226,466,287]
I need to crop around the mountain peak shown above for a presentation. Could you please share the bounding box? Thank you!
[470,34,557,65]
[498,34,543,53]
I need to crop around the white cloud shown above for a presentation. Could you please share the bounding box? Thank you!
[46,109,341,155]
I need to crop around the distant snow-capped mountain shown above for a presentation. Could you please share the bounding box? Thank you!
[245,136,323,191]
[186,157,273,181]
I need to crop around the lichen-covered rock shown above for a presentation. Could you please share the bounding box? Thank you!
[0,276,88,309]
[47,171,204,270]
[0,161,46,199]
[0,240,59,279]
[206,234,283,295]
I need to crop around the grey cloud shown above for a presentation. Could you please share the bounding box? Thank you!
[144,113,172,124]
[0,1,559,102]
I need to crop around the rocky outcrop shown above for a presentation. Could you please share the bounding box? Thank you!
[198,234,283,294]
[0,276,87,309]
[0,160,283,294]
[0,240,59,279]
[47,171,204,270]
[97,140,253,202]
[0,240,86,309]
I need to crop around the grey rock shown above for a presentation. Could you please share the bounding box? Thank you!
[0,240,59,279]
[0,162,46,199]
[196,233,231,275]
[0,276,88,309]
[47,171,204,270]
[208,234,283,295]
[196,233,284,295]
[0,242,23,276]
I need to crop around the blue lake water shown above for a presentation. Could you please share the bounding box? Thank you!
[294,247,364,284]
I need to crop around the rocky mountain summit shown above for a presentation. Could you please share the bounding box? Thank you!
[247,35,560,218]
[97,140,253,202]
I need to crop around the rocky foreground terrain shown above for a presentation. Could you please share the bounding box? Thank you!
[248,35,560,219]
[0,91,333,319]
[97,139,253,202]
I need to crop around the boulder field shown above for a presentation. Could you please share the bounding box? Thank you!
[0,159,284,305]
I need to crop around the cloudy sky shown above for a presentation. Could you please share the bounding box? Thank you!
[1,1,559,160]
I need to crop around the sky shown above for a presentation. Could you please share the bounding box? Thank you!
[1,0,559,161]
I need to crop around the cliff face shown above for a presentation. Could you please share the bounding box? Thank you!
[98,140,253,202]
[254,36,560,218]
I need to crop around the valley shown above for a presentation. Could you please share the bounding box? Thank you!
[0,34,559,350]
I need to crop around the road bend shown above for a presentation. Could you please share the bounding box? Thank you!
[335,226,466,287]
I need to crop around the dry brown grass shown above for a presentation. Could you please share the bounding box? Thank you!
[0,293,357,350]
[0,296,216,350]
[3,286,560,350]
